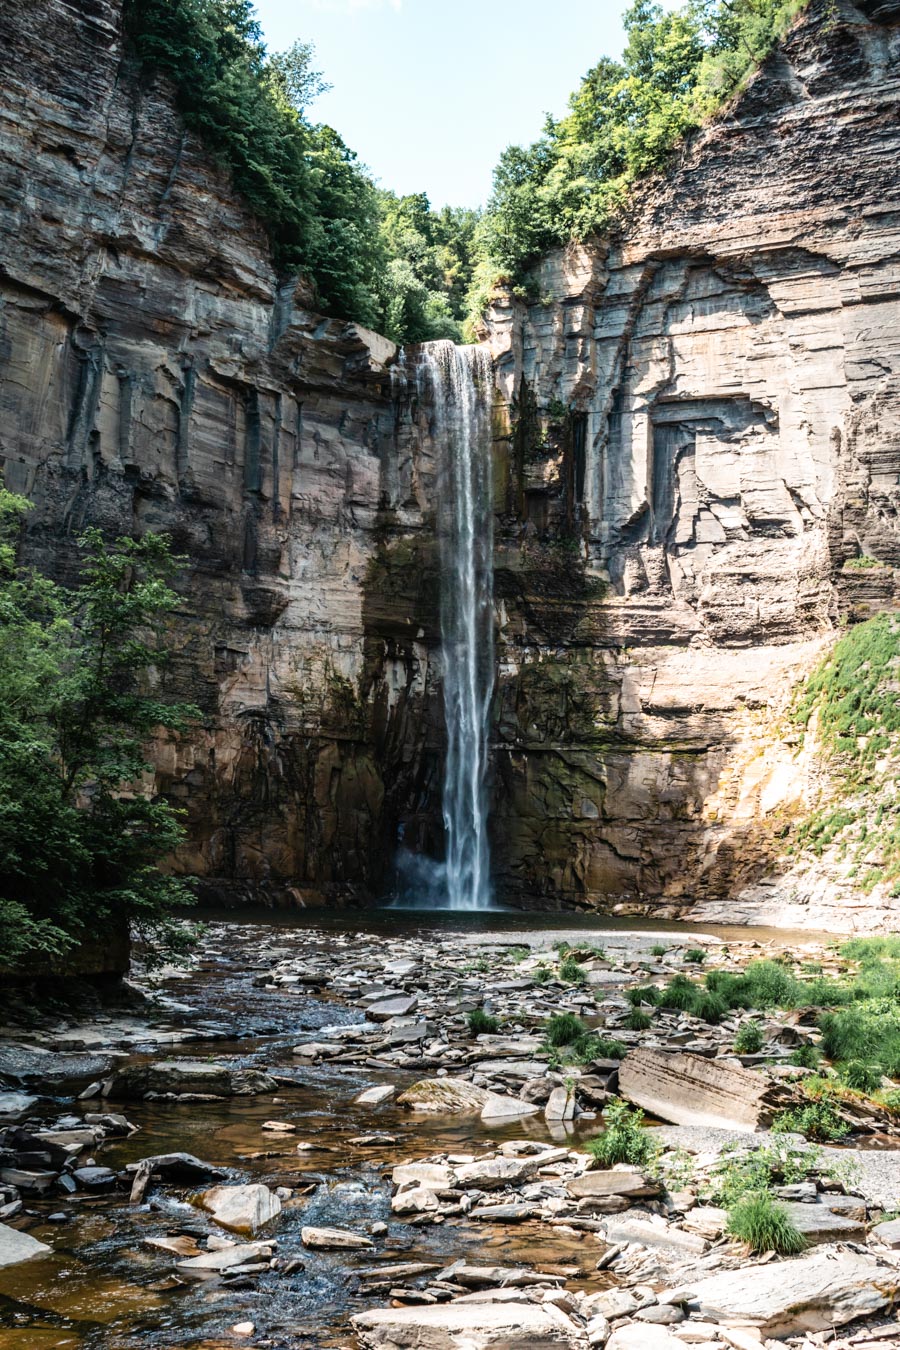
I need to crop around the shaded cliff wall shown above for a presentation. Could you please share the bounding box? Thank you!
[485,0,900,915]
[0,0,447,904]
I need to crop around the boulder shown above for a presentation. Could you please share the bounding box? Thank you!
[125,1152,227,1184]
[545,1087,575,1122]
[687,1248,900,1336]
[391,1186,440,1215]
[397,1079,489,1114]
[301,1225,373,1250]
[0,1221,51,1268]
[175,1241,275,1280]
[199,1183,282,1234]
[355,1085,396,1106]
[619,1048,780,1131]
[602,1218,709,1254]
[352,1301,583,1347]
[107,1060,277,1100]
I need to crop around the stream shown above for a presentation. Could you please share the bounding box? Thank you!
[0,910,847,1349]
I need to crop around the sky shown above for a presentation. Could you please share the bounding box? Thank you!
[253,0,676,210]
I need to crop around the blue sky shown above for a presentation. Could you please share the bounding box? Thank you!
[253,0,676,210]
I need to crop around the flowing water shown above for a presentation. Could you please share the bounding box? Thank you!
[419,342,495,911]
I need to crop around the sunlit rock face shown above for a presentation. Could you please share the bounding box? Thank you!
[483,0,900,914]
[0,0,447,904]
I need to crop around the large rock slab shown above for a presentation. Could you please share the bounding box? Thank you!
[618,1049,776,1131]
[107,1060,277,1100]
[396,1079,489,1114]
[0,1222,51,1268]
[778,1200,866,1244]
[175,1241,275,1279]
[301,1225,373,1250]
[198,1183,281,1234]
[352,1301,583,1347]
[480,1093,540,1122]
[454,1157,541,1190]
[687,1249,900,1336]
[566,1170,659,1199]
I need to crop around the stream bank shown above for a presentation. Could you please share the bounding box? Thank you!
[1,912,900,1349]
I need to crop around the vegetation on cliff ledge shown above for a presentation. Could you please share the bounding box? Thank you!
[467,0,809,318]
[123,0,478,341]
[0,491,198,972]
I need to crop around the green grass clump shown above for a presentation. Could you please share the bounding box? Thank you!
[794,614,900,764]
[773,1096,850,1142]
[626,985,660,1008]
[624,1009,652,1031]
[695,992,729,1025]
[740,960,803,1009]
[820,1006,900,1078]
[726,1192,806,1255]
[533,964,552,985]
[559,955,587,985]
[659,974,700,1011]
[589,1099,657,1168]
[710,1140,817,1208]
[573,1034,627,1063]
[545,1012,588,1047]
[843,935,900,961]
[789,1043,822,1069]
[684,948,706,964]
[651,944,667,958]
[734,1022,764,1054]
[467,1009,499,1036]
[840,1059,883,1094]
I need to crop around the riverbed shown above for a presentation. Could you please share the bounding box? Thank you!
[0,910,889,1350]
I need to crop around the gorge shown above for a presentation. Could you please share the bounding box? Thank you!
[2,1,900,1347]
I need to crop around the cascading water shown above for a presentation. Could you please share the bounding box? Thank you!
[419,341,495,910]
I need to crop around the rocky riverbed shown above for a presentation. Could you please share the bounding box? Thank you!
[1,914,900,1349]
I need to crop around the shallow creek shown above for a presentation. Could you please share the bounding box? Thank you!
[0,910,823,1350]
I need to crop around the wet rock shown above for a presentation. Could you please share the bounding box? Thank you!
[126,1153,227,1184]
[0,1221,51,1268]
[352,1301,583,1347]
[468,1202,540,1221]
[176,1241,276,1279]
[684,1248,900,1336]
[391,1186,441,1215]
[0,1093,38,1116]
[301,1225,374,1250]
[71,1165,117,1191]
[145,1235,203,1257]
[366,996,418,1022]
[545,1087,575,1122]
[355,1085,396,1105]
[392,1163,455,1190]
[199,1183,282,1234]
[480,1093,540,1122]
[0,1168,56,1195]
[106,1060,277,1100]
[397,1079,489,1113]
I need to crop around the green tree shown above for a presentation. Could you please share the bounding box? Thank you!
[0,492,198,972]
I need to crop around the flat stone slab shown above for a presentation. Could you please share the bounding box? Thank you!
[566,1170,659,1199]
[619,1048,775,1131]
[685,1248,900,1336]
[602,1217,709,1254]
[473,1059,547,1079]
[454,1157,541,1191]
[0,1221,51,1268]
[354,1085,396,1105]
[480,1093,540,1122]
[397,1079,489,1113]
[779,1200,866,1243]
[175,1241,275,1279]
[392,1162,454,1190]
[107,1060,276,1099]
[365,996,418,1022]
[0,1092,38,1117]
[353,1301,582,1347]
[301,1225,373,1250]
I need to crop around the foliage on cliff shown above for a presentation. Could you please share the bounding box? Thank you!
[788,614,900,898]
[123,0,477,341]
[468,0,807,316]
[0,491,198,971]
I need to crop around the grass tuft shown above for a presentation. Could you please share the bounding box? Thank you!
[726,1191,806,1255]
[467,1009,499,1036]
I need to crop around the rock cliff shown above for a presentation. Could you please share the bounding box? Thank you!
[1,0,898,923]
[483,0,900,923]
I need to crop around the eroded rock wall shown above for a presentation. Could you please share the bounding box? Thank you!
[484,0,900,915]
[0,0,446,904]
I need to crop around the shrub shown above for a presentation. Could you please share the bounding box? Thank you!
[820,1008,900,1078]
[734,1023,764,1054]
[684,948,707,964]
[467,1009,499,1036]
[559,955,587,984]
[573,1034,627,1063]
[773,1098,850,1142]
[726,1192,806,1255]
[710,1140,818,1208]
[624,1009,652,1031]
[589,1099,658,1168]
[545,1012,588,1047]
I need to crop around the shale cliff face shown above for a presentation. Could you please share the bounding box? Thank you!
[0,0,446,903]
[1,0,898,920]
[484,0,900,921]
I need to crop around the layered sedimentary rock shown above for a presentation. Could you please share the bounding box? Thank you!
[1,0,899,920]
[0,0,446,903]
[483,0,900,916]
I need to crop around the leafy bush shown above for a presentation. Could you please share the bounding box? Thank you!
[726,1191,806,1255]
[773,1097,850,1142]
[684,948,707,964]
[789,1044,822,1069]
[0,491,197,971]
[589,1099,658,1168]
[571,1034,627,1064]
[467,1009,499,1036]
[840,1059,882,1094]
[734,1022,764,1054]
[710,1140,818,1207]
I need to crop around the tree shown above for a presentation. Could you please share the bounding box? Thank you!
[0,492,198,972]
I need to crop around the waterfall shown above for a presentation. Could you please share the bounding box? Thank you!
[420,341,495,910]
